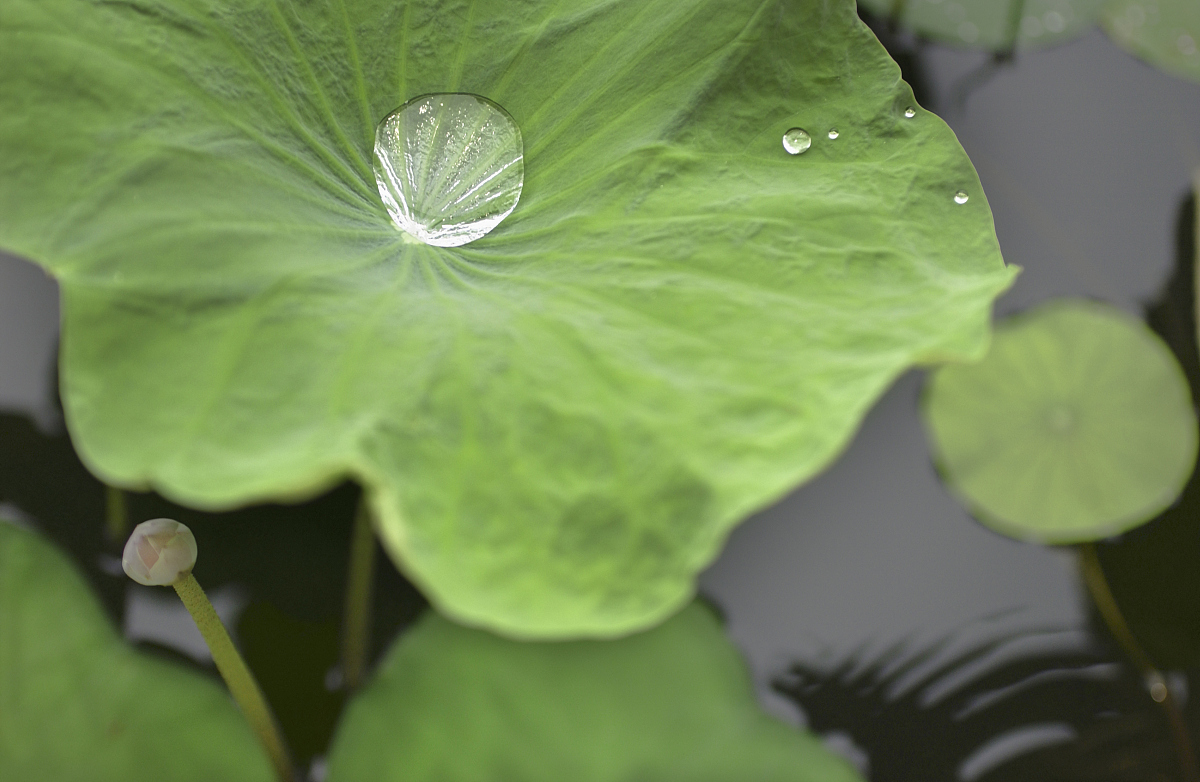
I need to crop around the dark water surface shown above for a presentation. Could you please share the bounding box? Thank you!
[3,17,1200,782]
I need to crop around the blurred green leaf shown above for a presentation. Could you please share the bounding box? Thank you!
[0,0,1014,637]
[859,0,1106,50]
[1104,0,1200,84]
[326,602,863,782]
[922,300,1198,543]
[0,521,273,782]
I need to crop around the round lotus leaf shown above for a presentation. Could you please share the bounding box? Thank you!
[0,0,1015,637]
[1104,0,1200,85]
[859,0,1107,50]
[922,300,1198,543]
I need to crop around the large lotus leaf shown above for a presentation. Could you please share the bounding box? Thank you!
[0,0,1015,637]
[859,0,1107,50]
[0,521,273,781]
[1105,1,1200,85]
[922,300,1198,543]
[326,602,863,782]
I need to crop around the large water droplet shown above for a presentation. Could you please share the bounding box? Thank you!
[782,128,812,155]
[954,190,970,204]
[373,93,523,248]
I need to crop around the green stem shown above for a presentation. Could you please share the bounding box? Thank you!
[173,574,296,782]
[341,498,377,690]
[105,486,128,541]
[1079,543,1198,782]
[1003,0,1027,54]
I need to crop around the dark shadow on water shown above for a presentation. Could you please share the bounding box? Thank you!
[1144,191,1200,401]
[1096,189,1200,671]
[775,626,1185,781]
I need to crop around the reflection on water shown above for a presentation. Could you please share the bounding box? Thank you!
[777,622,1185,781]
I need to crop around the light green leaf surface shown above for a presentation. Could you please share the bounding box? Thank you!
[859,0,1106,50]
[0,521,273,782]
[1104,1,1200,84]
[326,602,864,782]
[922,300,1198,544]
[0,0,1015,637]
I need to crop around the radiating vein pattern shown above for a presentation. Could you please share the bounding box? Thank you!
[373,93,523,247]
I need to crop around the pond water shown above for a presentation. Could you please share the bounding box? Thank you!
[2,17,1200,782]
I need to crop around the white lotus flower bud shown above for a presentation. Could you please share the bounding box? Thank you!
[122,518,197,586]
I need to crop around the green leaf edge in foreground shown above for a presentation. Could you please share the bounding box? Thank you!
[326,602,865,782]
[0,521,274,782]
[0,0,1015,637]
[922,299,1198,544]
[1103,0,1200,85]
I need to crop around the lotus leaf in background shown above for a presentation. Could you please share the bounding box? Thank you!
[0,521,274,782]
[326,602,864,782]
[858,0,1107,50]
[0,0,1015,637]
[1104,0,1200,85]
[922,300,1198,543]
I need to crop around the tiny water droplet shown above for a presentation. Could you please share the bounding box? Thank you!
[904,107,916,118]
[373,93,524,248]
[782,127,812,155]
[827,129,839,140]
[954,190,970,204]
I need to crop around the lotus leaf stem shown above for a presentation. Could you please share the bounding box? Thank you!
[123,519,296,782]
[341,497,377,690]
[105,486,128,541]
[1080,543,1198,782]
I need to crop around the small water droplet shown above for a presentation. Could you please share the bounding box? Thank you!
[904,107,916,118]
[782,128,812,155]
[373,93,524,247]
[827,129,839,140]
[954,190,970,204]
